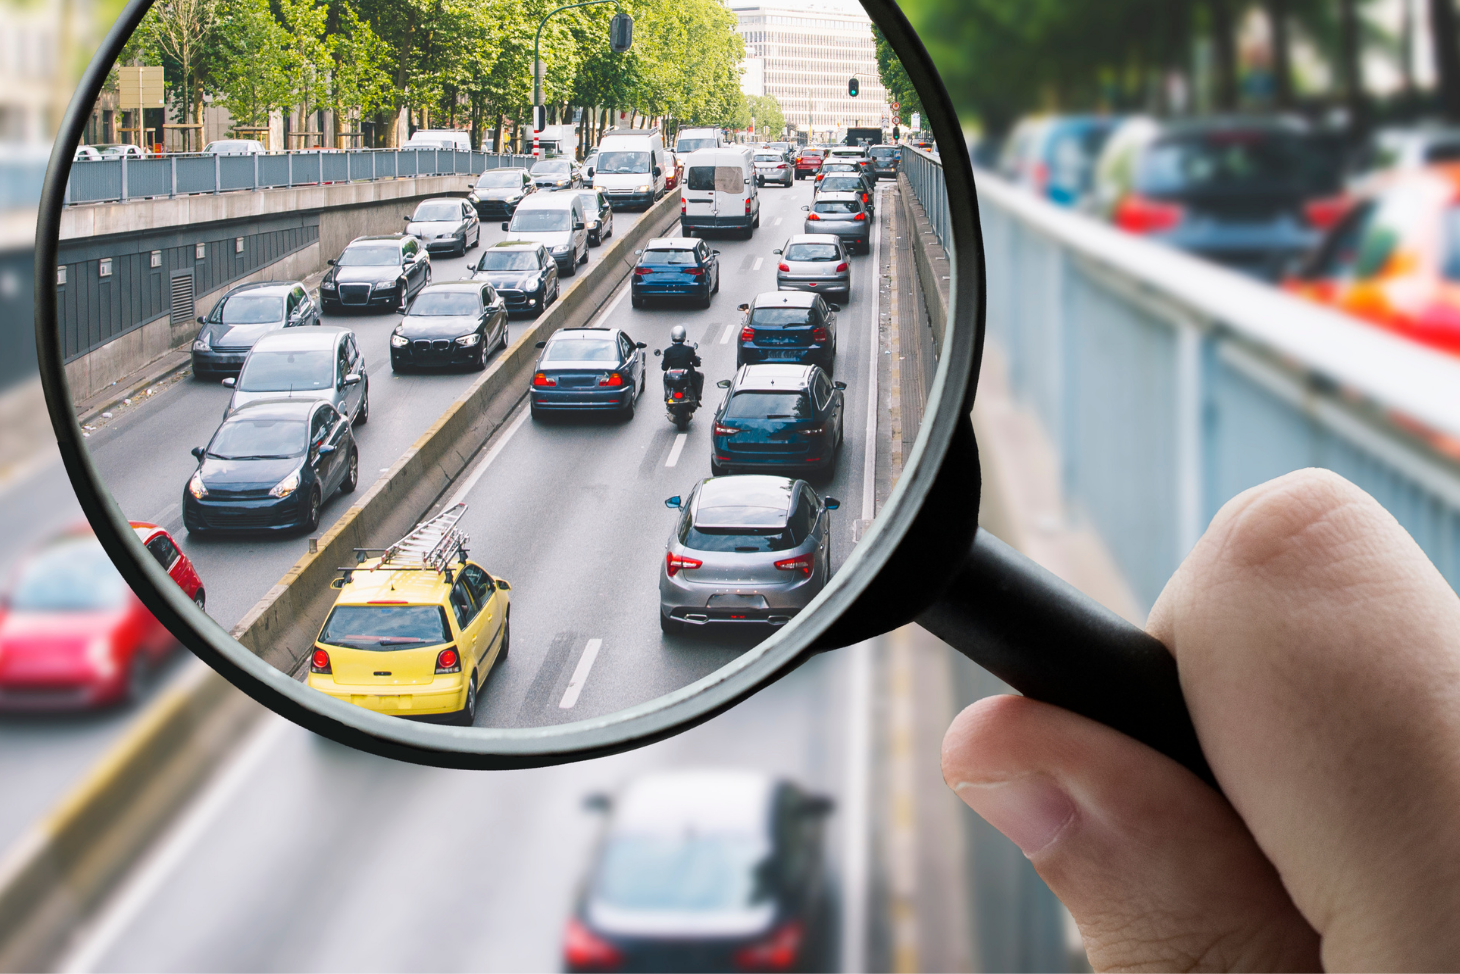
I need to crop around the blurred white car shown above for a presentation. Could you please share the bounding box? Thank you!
[99,144,148,159]
[203,139,265,156]
[74,146,102,161]
[1347,126,1460,194]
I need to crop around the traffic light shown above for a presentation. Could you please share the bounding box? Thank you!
[610,12,633,53]
[848,77,860,97]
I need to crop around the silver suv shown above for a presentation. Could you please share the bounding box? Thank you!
[659,475,840,635]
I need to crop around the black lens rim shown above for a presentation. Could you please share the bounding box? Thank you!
[33,0,985,769]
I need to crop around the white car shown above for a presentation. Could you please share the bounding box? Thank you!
[99,144,148,159]
[74,145,102,161]
[203,139,265,156]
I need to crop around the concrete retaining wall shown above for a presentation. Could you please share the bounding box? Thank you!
[897,173,950,357]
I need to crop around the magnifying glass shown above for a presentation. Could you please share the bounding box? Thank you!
[33,0,1211,784]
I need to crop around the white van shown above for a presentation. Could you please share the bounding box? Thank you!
[680,147,760,239]
[503,193,589,275]
[675,128,723,154]
[591,128,668,208]
[406,129,471,152]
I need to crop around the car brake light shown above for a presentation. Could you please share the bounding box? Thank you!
[666,551,703,577]
[812,326,829,342]
[835,262,849,272]
[599,372,624,387]
[685,266,705,276]
[533,372,556,386]
[862,193,868,203]
[633,267,652,276]
[733,920,803,971]
[1304,194,1352,230]
[714,423,740,436]
[564,917,623,971]
[681,196,687,214]
[310,649,331,674]
[774,554,815,577]
[1113,194,1185,234]
[435,647,461,673]
[741,325,755,342]
[853,212,867,222]
[745,198,752,214]
[806,213,820,221]
[778,262,790,272]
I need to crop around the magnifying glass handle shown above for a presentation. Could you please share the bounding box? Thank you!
[919,528,1216,789]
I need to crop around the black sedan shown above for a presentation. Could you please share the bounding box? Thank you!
[469,167,536,218]
[531,158,582,191]
[320,235,431,313]
[467,242,560,317]
[711,364,845,477]
[404,197,480,257]
[182,399,357,536]
[530,327,647,420]
[573,187,615,245]
[736,291,838,373]
[565,770,833,974]
[390,282,508,372]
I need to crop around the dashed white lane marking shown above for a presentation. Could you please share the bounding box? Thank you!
[752,257,764,271]
[665,432,688,468]
[773,217,783,226]
[149,501,180,534]
[558,638,603,709]
[720,324,735,345]
[447,405,530,507]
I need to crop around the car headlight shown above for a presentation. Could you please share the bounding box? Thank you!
[188,470,208,499]
[455,333,482,347]
[636,184,651,193]
[86,636,117,679]
[270,469,301,499]
[468,193,479,203]
[192,337,210,351]
[321,280,336,291]
[553,244,572,253]
[505,194,521,203]
[379,279,400,289]
[391,333,409,348]
[555,179,567,186]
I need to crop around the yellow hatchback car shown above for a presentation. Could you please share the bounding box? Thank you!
[307,514,510,725]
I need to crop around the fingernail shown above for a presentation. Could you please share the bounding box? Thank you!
[954,774,1075,856]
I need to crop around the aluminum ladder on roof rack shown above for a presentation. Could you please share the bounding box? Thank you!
[381,503,469,571]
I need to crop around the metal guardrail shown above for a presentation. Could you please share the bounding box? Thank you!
[64,149,538,205]
[904,156,1460,611]
[900,145,950,252]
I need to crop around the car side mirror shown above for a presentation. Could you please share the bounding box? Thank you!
[501,222,510,231]
[823,497,841,510]
[716,379,731,389]
[834,380,847,390]
[221,377,235,388]
[636,342,647,349]
[801,205,810,211]
[191,447,205,460]
[317,444,336,456]
[495,579,511,592]
[582,792,611,813]
[326,258,335,266]
[652,349,661,357]
[653,167,662,177]
[574,222,585,231]
[828,304,841,313]
[343,373,361,386]
[634,249,643,256]
[711,250,720,255]
[403,215,412,221]
[664,496,682,509]
[196,316,206,325]
[772,249,782,255]
[535,341,547,349]
[737,303,750,312]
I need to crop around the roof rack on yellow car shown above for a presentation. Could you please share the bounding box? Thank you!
[332,503,470,588]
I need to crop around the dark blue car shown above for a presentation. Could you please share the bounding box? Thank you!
[711,364,845,478]
[531,327,648,420]
[736,291,838,373]
[630,238,720,309]
[182,399,357,535]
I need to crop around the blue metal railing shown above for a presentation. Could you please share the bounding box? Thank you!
[900,146,951,252]
[64,149,538,205]
[904,154,1460,611]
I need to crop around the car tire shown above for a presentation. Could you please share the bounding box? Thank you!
[498,610,510,661]
[340,448,359,493]
[193,590,206,612]
[622,395,635,421]
[472,339,487,371]
[530,405,544,422]
[303,488,321,532]
[631,294,644,309]
[579,246,589,266]
[354,386,369,425]
[562,258,576,278]
[699,287,712,310]
[710,459,727,476]
[660,612,684,635]
[454,672,478,726]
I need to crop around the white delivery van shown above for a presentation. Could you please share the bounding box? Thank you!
[406,129,472,152]
[675,128,723,154]
[591,128,668,209]
[680,147,760,239]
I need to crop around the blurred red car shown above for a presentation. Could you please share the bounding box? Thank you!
[1284,164,1460,354]
[0,523,204,710]
[664,150,681,191]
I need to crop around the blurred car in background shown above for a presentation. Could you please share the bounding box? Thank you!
[1347,125,1460,194]
[867,143,900,179]
[0,525,201,710]
[999,114,1119,207]
[1090,116,1345,279]
[566,770,833,972]
[793,147,824,180]
[664,150,682,191]
[203,139,265,156]
[1284,165,1460,355]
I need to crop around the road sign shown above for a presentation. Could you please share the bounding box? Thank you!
[892,101,900,110]
[118,65,164,111]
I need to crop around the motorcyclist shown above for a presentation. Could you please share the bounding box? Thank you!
[660,325,703,403]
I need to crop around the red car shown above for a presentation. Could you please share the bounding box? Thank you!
[663,150,681,191]
[794,148,824,180]
[0,523,204,710]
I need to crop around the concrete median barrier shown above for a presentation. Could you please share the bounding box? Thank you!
[0,189,682,972]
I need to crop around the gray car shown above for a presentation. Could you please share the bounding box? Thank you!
[191,281,318,380]
[802,193,871,254]
[659,475,840,634]
[571,187,615,245]
[223,326,369,426]
[404,197,480,257]
[774,234,851,301]
[753,151,794,187]
[814,171,876,216]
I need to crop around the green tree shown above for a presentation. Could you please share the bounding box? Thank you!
[872,24,921,125]
[212,0,291,128]
[142,0,219,144]
[746,94,784,138]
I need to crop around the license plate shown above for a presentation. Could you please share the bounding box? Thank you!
[764,350,799,360]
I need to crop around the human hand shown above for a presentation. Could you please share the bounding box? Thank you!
[941,469,1460,971]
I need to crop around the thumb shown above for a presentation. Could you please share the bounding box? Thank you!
[942,695,1320,973]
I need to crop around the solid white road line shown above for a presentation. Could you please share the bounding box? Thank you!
[558,638,603,709]
[862,183,885,526]
[587,275,634,329]
[59,714,292,974]
[447,404,530,508]
[720,323,734,345]
[665,432,688,468]
[752,257,764,271]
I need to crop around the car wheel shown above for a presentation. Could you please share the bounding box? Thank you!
[622,395,635,421]
[631,294,644,309]
[579,246,589,266]
[354,386,369,425]
[530,404,544,422]
[454,672,478,726]
[303,488,321,532]
[472,339,487,371]
[498,610,510,661]
[699,287,712,309]
[660,612,684,635]
[710,459,727,476]
[562,258,576,278]
[192,590,206,612]
[340,448,359,493]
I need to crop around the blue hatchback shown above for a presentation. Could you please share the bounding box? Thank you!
[711,364,845,477]
[630,238,721,309]
[737,291,838,373]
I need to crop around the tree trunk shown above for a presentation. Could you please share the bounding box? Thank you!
[1432,0,1460,120]
[1266,0,1293,108]
[1339,0,1366,133]
[1211,0,1238,110]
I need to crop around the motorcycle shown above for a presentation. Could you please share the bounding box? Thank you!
[653,344,701,430]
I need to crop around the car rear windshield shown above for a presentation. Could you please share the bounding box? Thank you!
[750,307,814,327]
[597,151,650,174]
[208,417,308,459]
[510,209,572,232]
[215,294,283,325]
[681,523,799,553]
[870,147,897,159]
[688,166,744,193]
[476,170,522,188]
[10,539,129,612]
[676,138,719,153]
[784,243,841,262]
[1137,130,1331,196]
[819,177,864,194]
[723,391,813,420]
[237,349,334,392]
[413,202,461,222]
[533,160,571,174]
[814,200,861,215]
[409,291,479,316]
[592,833,767,912]
[542,338,618,362]
[337,245,400,267]
[479,251,538,271]
[317,604,451,650]
[642,248,698,265]
[755,154,782,163]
